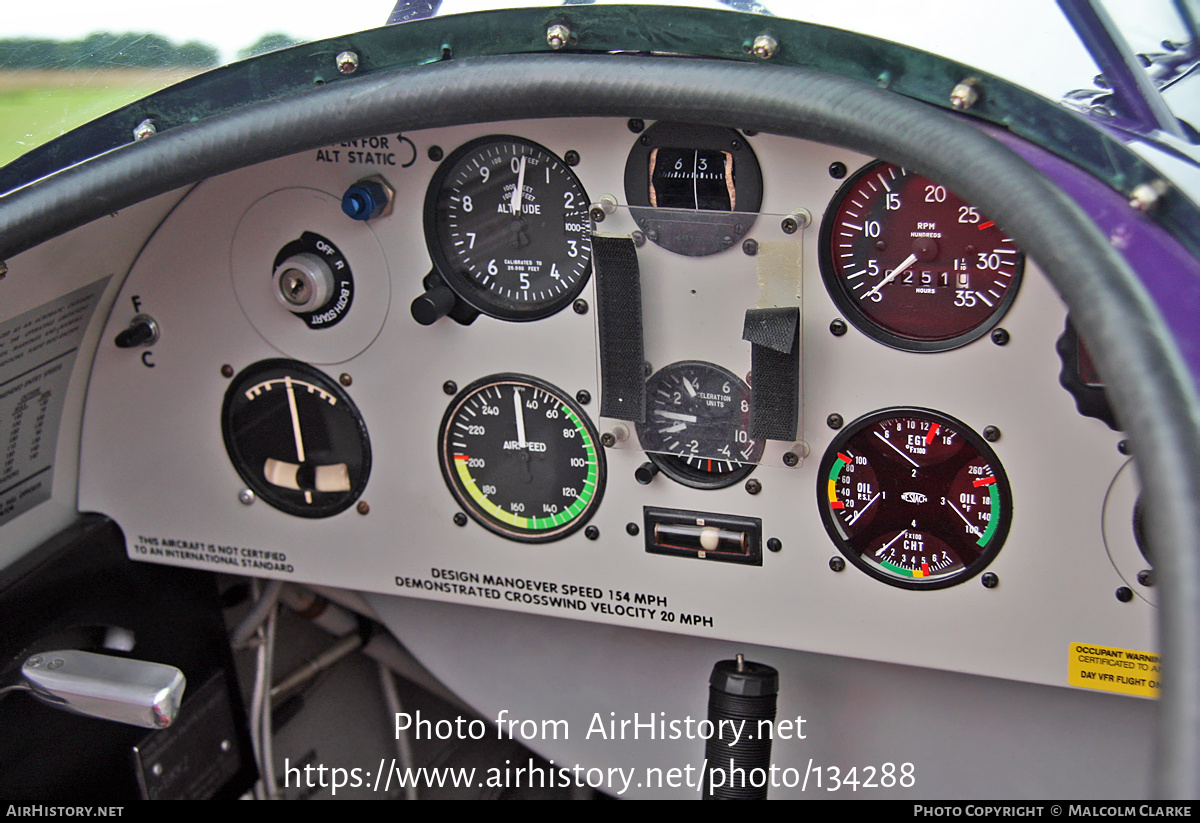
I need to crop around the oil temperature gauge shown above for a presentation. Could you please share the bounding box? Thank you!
[817,408,1012,589]
[222,360,371,518]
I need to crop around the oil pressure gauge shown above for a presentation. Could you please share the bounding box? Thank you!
[818,408,1012,589]
[222,360,371,518]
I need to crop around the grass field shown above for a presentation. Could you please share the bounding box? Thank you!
[0,69,200,168]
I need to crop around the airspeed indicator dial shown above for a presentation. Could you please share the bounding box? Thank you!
[438,374,605,542]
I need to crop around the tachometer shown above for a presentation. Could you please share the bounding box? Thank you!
[819,161,1024,351]
[438,374,605,542]
[817,408,1011,589]
[424,136,593,321]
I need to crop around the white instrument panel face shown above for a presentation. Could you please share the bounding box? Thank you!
[77,118,1152,691]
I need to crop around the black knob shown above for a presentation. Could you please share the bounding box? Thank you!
[634,461,660,485]
[411,286,457,326]
[115,315,158,348]
[703,656,778,800]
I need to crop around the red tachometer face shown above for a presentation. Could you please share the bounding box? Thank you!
[819,162,1024,351]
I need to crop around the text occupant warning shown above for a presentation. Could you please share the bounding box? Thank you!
[1068,642,1159,698]
[0,279,108,527]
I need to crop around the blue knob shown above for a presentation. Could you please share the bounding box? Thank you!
[342,179,389,220]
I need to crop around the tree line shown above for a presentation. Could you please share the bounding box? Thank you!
[0,32,301,71]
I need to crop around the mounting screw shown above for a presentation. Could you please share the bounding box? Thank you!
[782,451,799,467]
[575,390,591,405]
[151,763,163,776]
[981,572,999,589]
[827,413,844,430]
[744,478,762,495]
[584,525,600,541]
[631,231,646,247]
[427,145,443,162]
[781,216,799,234]
[220,740,231,752]
[1116,586,1134,602]
[601,432,616,448]
[221,364,235,378]
[1137,569,1155,587]
[766,538,782,553]
[626,522,640,536]
[983,426,1001,442]
[590,205,606,222]
[829,556,845,572]
[238,489,255,506]
[564,149,580,166]
[336,50,360,75]
[1118,439,1132,455]
[1129,180,1168,213]
[742,238,759,256]
[0,261,7,280]
[829,161,847,179]
[627,119,645,134]
[339,373,352,387]
[132,119,156,141]
[443,380,458,396]
[950,77,980,110]
[547,23,571,50]
[991,328,1010,346]
[830,318,848,337]
[453,512,468,527]
[26,656,42,668]
[573,299,589,315]
[356,501,370,515]
[750,34,778,59]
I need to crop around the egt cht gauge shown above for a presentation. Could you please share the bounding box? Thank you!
[222,359,371,518]
[438,374,605,542]
[819,161,1024,352]
[817,408,1012,589]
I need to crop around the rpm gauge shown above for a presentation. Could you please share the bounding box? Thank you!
[817,408,1012,589]
[222,360,371,518]
[439,374,605,542]
[819,161,1024,351]
[425,136,593,321]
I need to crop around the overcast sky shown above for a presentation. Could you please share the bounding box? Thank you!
[5,1,399,62]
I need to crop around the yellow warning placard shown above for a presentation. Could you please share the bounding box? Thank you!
[1069,642,1159,698]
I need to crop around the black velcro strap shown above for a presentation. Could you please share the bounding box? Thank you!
[594,235,646,422]
[742,307,799,441]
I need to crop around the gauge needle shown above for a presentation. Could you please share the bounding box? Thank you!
[874,430,920,468]
[862,252,919,300]
[284,376,306,464]
[653,410,698,423]
[847,492,880,525]
[513,387,527,448]
[510,155,527,216]
[875,529,909,557]
[947,499,984,538]
[682,378,698,398]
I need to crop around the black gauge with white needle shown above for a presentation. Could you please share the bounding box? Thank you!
[636,361,764,489]
[221,359,371,518]
[424,136,593,321]
[817,408,1011,589]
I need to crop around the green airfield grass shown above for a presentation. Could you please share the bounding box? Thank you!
[0,70,197,168]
